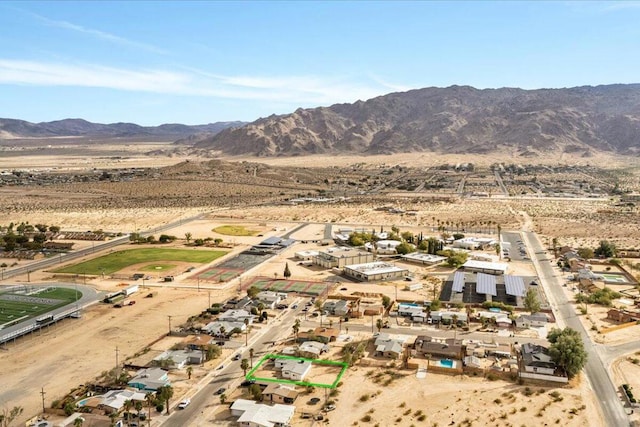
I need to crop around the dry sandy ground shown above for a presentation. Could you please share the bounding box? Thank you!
[0,276,235,425]
[316,366,598,427]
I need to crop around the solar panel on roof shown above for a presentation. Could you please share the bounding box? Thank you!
[476,273,497,296]
[452,271,465,293]
[504,275,526,297]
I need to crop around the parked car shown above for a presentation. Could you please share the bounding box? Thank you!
[177,399,190,409]
[215,387,226,395]
[240,379,256,387]
[308,397,321,405]
[323,404,336,412]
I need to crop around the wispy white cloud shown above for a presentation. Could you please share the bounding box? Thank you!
[601,1,640,11]
[23,10,167,54]
[0,59,401,105]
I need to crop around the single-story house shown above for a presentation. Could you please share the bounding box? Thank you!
[127,368,169,391]
[261,384,299,404]
[298,341,329,359]
[152,348,205,369]
[397,303,425,318]
[323,299,350,316]
[515,313,548,329]
[255,291,283,310]
[520,343,556,375]
[183,334,215,350]
[414,336,463,360]
[278,359,312,381]
[374,337,404,359]
[295,250,319,261]
[219,309,255,324]
[430,311,468,326]
[230,399,295,427]
[607,308,640,323]
[203,320,246,337]
[298,327,339,344]
[98,389,147,413]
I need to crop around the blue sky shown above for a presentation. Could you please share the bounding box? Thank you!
[1,1,639,125]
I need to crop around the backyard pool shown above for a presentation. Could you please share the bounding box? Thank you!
[434,359,457,369]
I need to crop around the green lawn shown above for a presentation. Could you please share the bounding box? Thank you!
[213,225,259,236]
[0,287,80,325]
[53,248,226,275]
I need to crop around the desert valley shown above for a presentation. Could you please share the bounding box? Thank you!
[1,84,640,427]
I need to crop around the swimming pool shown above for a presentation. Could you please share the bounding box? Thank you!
[434,359,456,369]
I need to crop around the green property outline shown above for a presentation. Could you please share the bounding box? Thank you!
[246,353,348,389]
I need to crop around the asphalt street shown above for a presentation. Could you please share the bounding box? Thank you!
[160,300,305,427]
[523,231,630,427]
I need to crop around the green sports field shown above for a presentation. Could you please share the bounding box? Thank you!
[0,287,80,325]
[53,248,227,275]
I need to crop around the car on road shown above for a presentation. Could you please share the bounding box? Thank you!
[291,304,298,309]
[323,404,336,412]
[302,307,308,312]
[214,388,226,395]
[177,399,190,409]
[216,364,224,370]
[340,287,348,291]
[311,312,319,317]
[232,354,241,361]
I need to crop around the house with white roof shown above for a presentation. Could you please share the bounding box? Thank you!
[99,389,147,413]
[298,341,329,358]
[152,348,205,369]
[219,309,255,324]
[127,367,169,391]
[256,291,283,309]
[276,359,312,381]
[344,261,409,282]
[203,320,246,337]
[230,399,295,427]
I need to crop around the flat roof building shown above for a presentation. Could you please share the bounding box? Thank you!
[344,261,409,282]
[315,247,374,269]
[401,253,447,265]
[462,260,508,275]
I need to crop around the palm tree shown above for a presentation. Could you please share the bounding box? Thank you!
[220,393,227,405]
[186,366,193,380]
[157,385,174,415]
[134,401,143,420]
[145,393,154,426]
[241,358,250,375]
[249,348,254,368]
[73,417,84,427]
[123,399,133,426]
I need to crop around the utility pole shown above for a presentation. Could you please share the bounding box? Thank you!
[167,315,173,336]
[40,387,46,414]
[208,291,211,309]
[115,346,120,379]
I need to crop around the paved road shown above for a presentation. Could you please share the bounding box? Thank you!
[523,231,629,427]
[161,301,305,426]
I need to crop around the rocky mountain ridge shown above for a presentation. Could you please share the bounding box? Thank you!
[193,84,640,157]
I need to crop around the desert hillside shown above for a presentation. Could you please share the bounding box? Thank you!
[194,84,640,157]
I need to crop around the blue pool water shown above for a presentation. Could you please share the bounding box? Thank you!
[434,359,456,369]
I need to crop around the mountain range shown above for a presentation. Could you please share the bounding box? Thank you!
[192,84,640,157]
[3,84,640,157]
[0,118,245,140]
